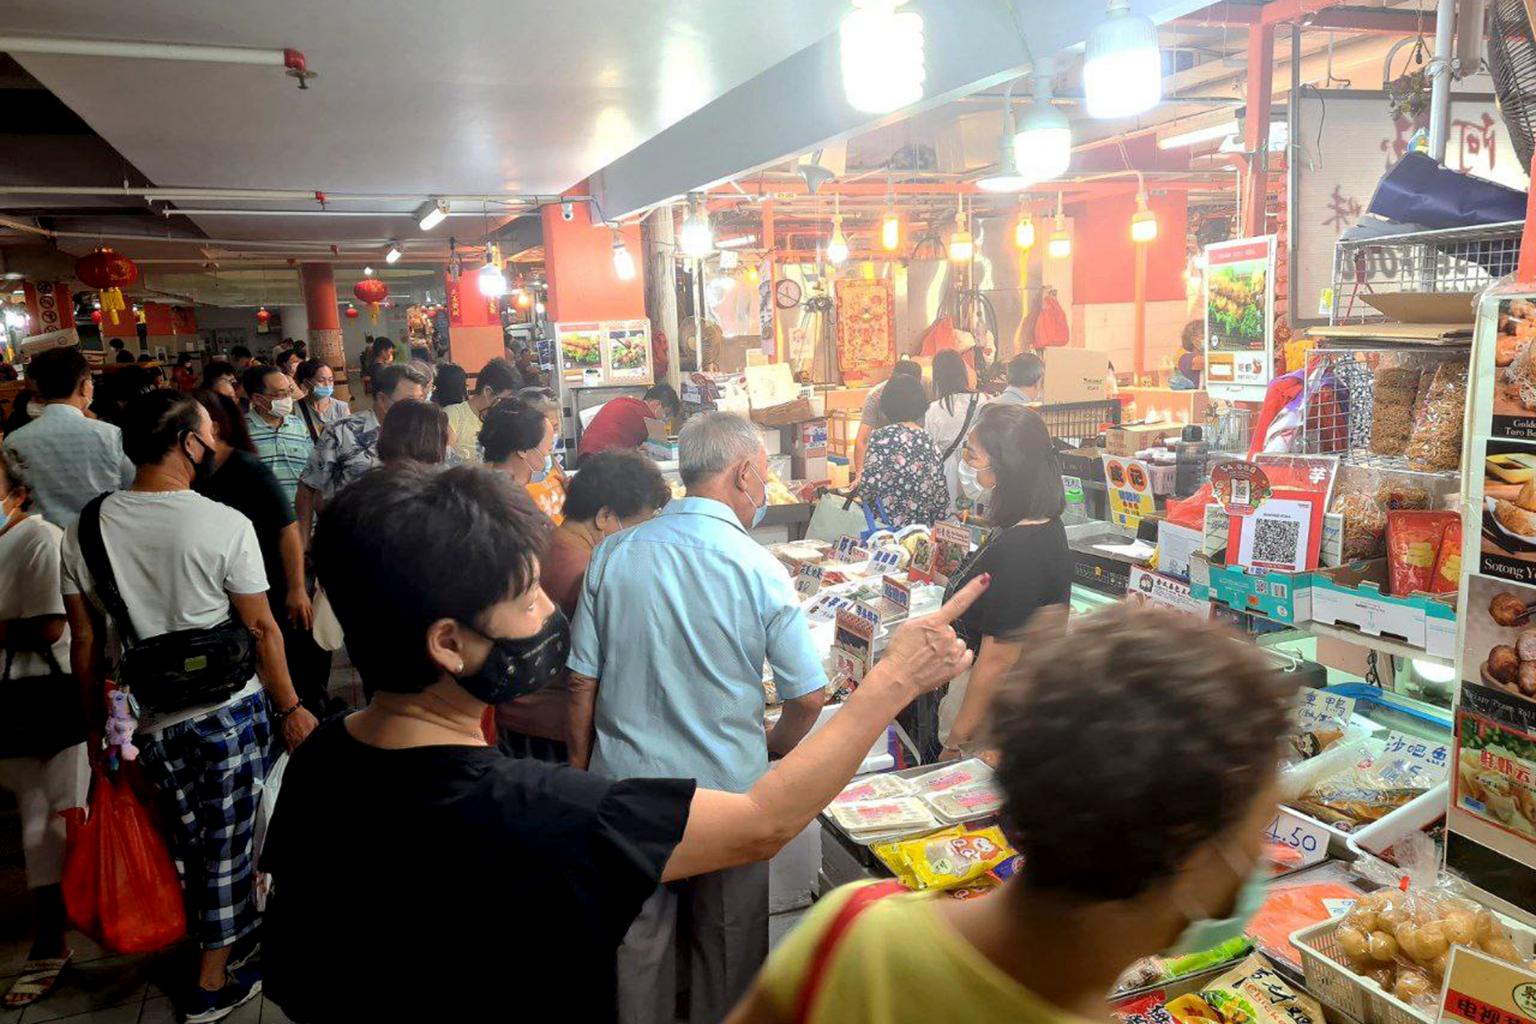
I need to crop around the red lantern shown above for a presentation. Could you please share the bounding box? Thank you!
[344,304,359,319]
[353,279,389,323]
[75,247,139,325]
[255,306,272,324]
[90,308,103,325]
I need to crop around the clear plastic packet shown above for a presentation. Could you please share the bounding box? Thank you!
[833,773,915,804]
[826,797,935,836]
[1403,362,1469,471]
[924,780,1003,822]
[910,758,992,794]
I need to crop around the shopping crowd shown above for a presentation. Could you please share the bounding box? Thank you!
[0,341,1295,1024]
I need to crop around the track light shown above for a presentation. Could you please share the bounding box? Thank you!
[611,230,636,281]
[1085,0,1162,119]
[680,194,713,258]
[841,0,925,113]
[363,265,374,276]
[384,242,402,264]
[416,198,449,231]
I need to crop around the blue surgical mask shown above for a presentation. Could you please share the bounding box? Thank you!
[311,384,334,399]
[748,463,769,528]
[1167,848,1270,956]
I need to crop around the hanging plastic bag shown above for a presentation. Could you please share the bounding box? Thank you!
[62,769,186,954]
[252,752,288,912]
[312,587,345,653]
[1034,289,1070,348]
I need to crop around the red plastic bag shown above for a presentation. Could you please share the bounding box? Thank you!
[62,770,186,954]
[1034,290,1070,348]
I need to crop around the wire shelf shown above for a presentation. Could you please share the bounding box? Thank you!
[1330,220,1524,324]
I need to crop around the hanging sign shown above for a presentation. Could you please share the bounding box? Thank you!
[21,282,71,336]
[1204,236,1276,401]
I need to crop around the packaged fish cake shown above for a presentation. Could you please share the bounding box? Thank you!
[925,780,1003,822]
[911,758,992,794]
[833,773,916,804]
[827,797,935,836]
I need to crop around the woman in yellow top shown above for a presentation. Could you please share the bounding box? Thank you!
[480,396,565,523]
[727,603,1294,1024]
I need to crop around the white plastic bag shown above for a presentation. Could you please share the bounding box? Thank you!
[252,752,288,911]
[312,588,345,652]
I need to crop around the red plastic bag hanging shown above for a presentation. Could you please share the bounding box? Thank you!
[1033,289,1070,348]
[62,769,186,954]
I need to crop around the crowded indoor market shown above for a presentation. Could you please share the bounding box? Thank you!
[0,0,1535,1021]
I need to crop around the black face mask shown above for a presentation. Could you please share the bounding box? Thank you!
[183,433,217,485]
[456,607,570,705]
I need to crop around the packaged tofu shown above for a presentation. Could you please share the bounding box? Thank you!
[910,758,992,795]
[925,780,1004,822]
[833,773,916,804]
[827,797,936,836]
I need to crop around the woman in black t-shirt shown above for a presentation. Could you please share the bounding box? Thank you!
[937,405,1072,760]
[259,464,984,1022]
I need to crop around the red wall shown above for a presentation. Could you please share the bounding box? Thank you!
[541,185,645,323]
[1070,191,1188,305]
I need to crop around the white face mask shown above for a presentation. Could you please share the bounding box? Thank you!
[957,459,988,500]
[268,397,295,418]
[26,402,46,419]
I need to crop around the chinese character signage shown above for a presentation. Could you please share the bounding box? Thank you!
[1438,947,1536,1024]
[1101,454,1158,530]
[1204,236,1276,401]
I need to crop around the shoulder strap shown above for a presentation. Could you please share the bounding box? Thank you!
[298,400,320,443]
[938,393,980,465]
[75,493,139,646]
[794,881,905,1024]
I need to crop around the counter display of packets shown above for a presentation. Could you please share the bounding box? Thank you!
[924,780,1003,823]
[872,824,1015,891]
[826,797,937,837]
[910,758,993,795]
[833,773,916,804]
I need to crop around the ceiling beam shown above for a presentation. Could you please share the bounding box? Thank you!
[590,0,1216,218]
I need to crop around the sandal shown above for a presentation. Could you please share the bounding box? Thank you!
[3,952,71,1008]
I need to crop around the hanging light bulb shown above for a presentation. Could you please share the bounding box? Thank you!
[611,230,636,281]
[881,209,901,251]
[977,85,1033,193]
[679,193,714,258]
[947,195,974,263]
[1015,210,1036,251]
[1015,60,1072,183]
[840,0,925,114]
[1130,189,1158,244]
[827,194,850,265]
[745,264,761,286]
[1047,194,1071,259]
[363,265,374,276]
[477,245,507,298]
[1085,0,1162,119]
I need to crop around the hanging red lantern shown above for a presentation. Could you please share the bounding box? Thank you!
[353,279,389,323]
[255,306,272,324]
[90,308,103,325]
[344,304,359,320]
[75,247,139,325]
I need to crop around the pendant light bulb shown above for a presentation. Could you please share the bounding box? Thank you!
[477,259,507,298]
[841,0,926,114]
[1047,194,1071,259]
[1015,212,1036,251]
[948,195,974,262]
[881,209,901,251]
[611,231,637,281]
[1130,191,1158,244]
[679,194,714,258]
[827,194,850,265]
[1085,0,1162,119]
[1015,62,1072,183]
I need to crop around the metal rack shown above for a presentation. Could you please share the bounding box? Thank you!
[1330,220,1524,324]
[1035,399,1122,448]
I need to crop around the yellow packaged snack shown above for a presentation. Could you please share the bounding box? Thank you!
[875,826,1013,891]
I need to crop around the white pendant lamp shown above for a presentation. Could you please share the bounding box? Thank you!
[977,86,1033,193]
[1015,62,1071,183]
[1130,192,1158,244]
[477,246,507,298]
[679,194,714,258]
[841,0,925,114]
[1084,0,1162,119]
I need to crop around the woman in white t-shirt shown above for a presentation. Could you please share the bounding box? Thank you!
[923,350,989,511]
[0,452,88,1010]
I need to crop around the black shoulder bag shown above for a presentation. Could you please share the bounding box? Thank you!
[938,392,981,464]
[297,400,321,444]
[76,494,255,714]
[0,645,86,760]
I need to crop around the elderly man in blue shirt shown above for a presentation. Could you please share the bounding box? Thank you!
[567,411,826,1024]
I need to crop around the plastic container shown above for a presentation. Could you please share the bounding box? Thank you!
[1174,425,1209,498]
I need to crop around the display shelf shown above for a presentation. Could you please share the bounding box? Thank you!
[1250,612,1456,668]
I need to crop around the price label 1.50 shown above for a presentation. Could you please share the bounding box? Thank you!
[1263,808,1329,868]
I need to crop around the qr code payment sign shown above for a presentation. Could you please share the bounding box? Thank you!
[1254,518,1301,565]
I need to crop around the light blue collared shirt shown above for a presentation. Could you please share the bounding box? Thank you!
[994,387,1038,406]
[569,496,826,793]
[2,404,134,528]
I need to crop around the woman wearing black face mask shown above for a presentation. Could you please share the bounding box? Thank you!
[260,464,986,1023]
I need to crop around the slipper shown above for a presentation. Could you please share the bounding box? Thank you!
[3,952,72,1008]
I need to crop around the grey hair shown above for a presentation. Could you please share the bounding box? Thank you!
[678,412,762,487]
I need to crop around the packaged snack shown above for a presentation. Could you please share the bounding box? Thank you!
[889,825,1013,890]
[1165,994,1222,1024]
[911,758,991,794]
[1161,937,1254,981]
[827,797,936,836]
[1335,491,1389,560]
[1370,366,1423,457]
[924,780,1004,822]
[833,773,915,804]
[1196,955,1325,1024]
[1429,517,1461,595]
[1403,362,1468,471]
[1386,510,1457,597]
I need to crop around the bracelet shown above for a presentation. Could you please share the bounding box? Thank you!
[272,702,302,722]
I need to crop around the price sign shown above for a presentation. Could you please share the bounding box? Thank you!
[878,574,911,623]
[806,592,851,624]
[794,563,824,599]
[1377,730,1451,785]
[834,535,861,560]
[1296,690,1356,732]
[1263,808,1329,867]
[1438,947,1536,1024]
[869,547,903,573]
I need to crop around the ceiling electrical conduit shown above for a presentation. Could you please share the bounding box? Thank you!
[0,185,584,205]
[0,36,297,66]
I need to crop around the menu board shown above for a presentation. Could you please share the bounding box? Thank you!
[1204,235,1276,402]
[1450,287,1536,923]
[554,319,653,388]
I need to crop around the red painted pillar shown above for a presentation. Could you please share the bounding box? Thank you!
[1241,23,1276,239]
[300,263,349,399]
[1519,184,1536,284]
[541,184,646,323]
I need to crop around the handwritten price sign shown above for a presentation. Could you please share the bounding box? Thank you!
[1264,808,1330,867]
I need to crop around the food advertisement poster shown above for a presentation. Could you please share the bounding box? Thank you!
[1488,298,1536,441]
[1101,454,1157,531]
[555,322,604,386]
[1455,705,1536,842]
[1462,576,1536,715]
[1204,236,1276,400]
[605,320,652,384]
[1479,438,1536,583]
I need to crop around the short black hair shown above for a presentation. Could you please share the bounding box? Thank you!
[432,363,468,406]
[971,404,1066,524]
[202,359,237,387]
[476,357,522,396]
[175,352,192,366]
[109,338,124,350]
[378,399,450,465]
[121,389,203,466]
[313,464,551,692]
[931,349,970,403]
[230,345,252,361]
[891,360,922,381]
[242,364,287,398]
[372,361,430,400]
[563,449,671,523]
[293,357,329,387]
[479,398,548,464]
[994,603,1294,901]
[644,383,681,417]
[878,373,929,424]
[369,337,395,359]
[1007,352,1045,389]
[27,347,90,401]
[135,353,153,364]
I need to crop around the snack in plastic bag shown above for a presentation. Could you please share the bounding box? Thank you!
[1370,366,1423,457]
[834,773,915,804]
[1387,510,1458,596]
[873,825,1013,890]
[1403,363,1468,471]
[1429,517,1461,595]
[1197,955,1326,1024]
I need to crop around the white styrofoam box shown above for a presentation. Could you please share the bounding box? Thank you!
[758,427,784,455]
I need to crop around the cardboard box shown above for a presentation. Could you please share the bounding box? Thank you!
[1105,422,1179,457]
[793,451,829,482]
[1042,347,1109,404]
[643,417,678,461]
[1310,559,1458,658]
[1191,551,1315,623]
[795,419,829,450]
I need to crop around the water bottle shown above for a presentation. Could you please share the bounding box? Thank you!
[1174,425,1209,499]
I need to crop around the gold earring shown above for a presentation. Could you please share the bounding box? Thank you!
[456,660,465,673]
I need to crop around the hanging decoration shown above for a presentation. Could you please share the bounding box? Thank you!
[75,247,139,325]
[90,309,103,325]
[344,304,359,319]
[353,278,390,323]
[255,306,272,325]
